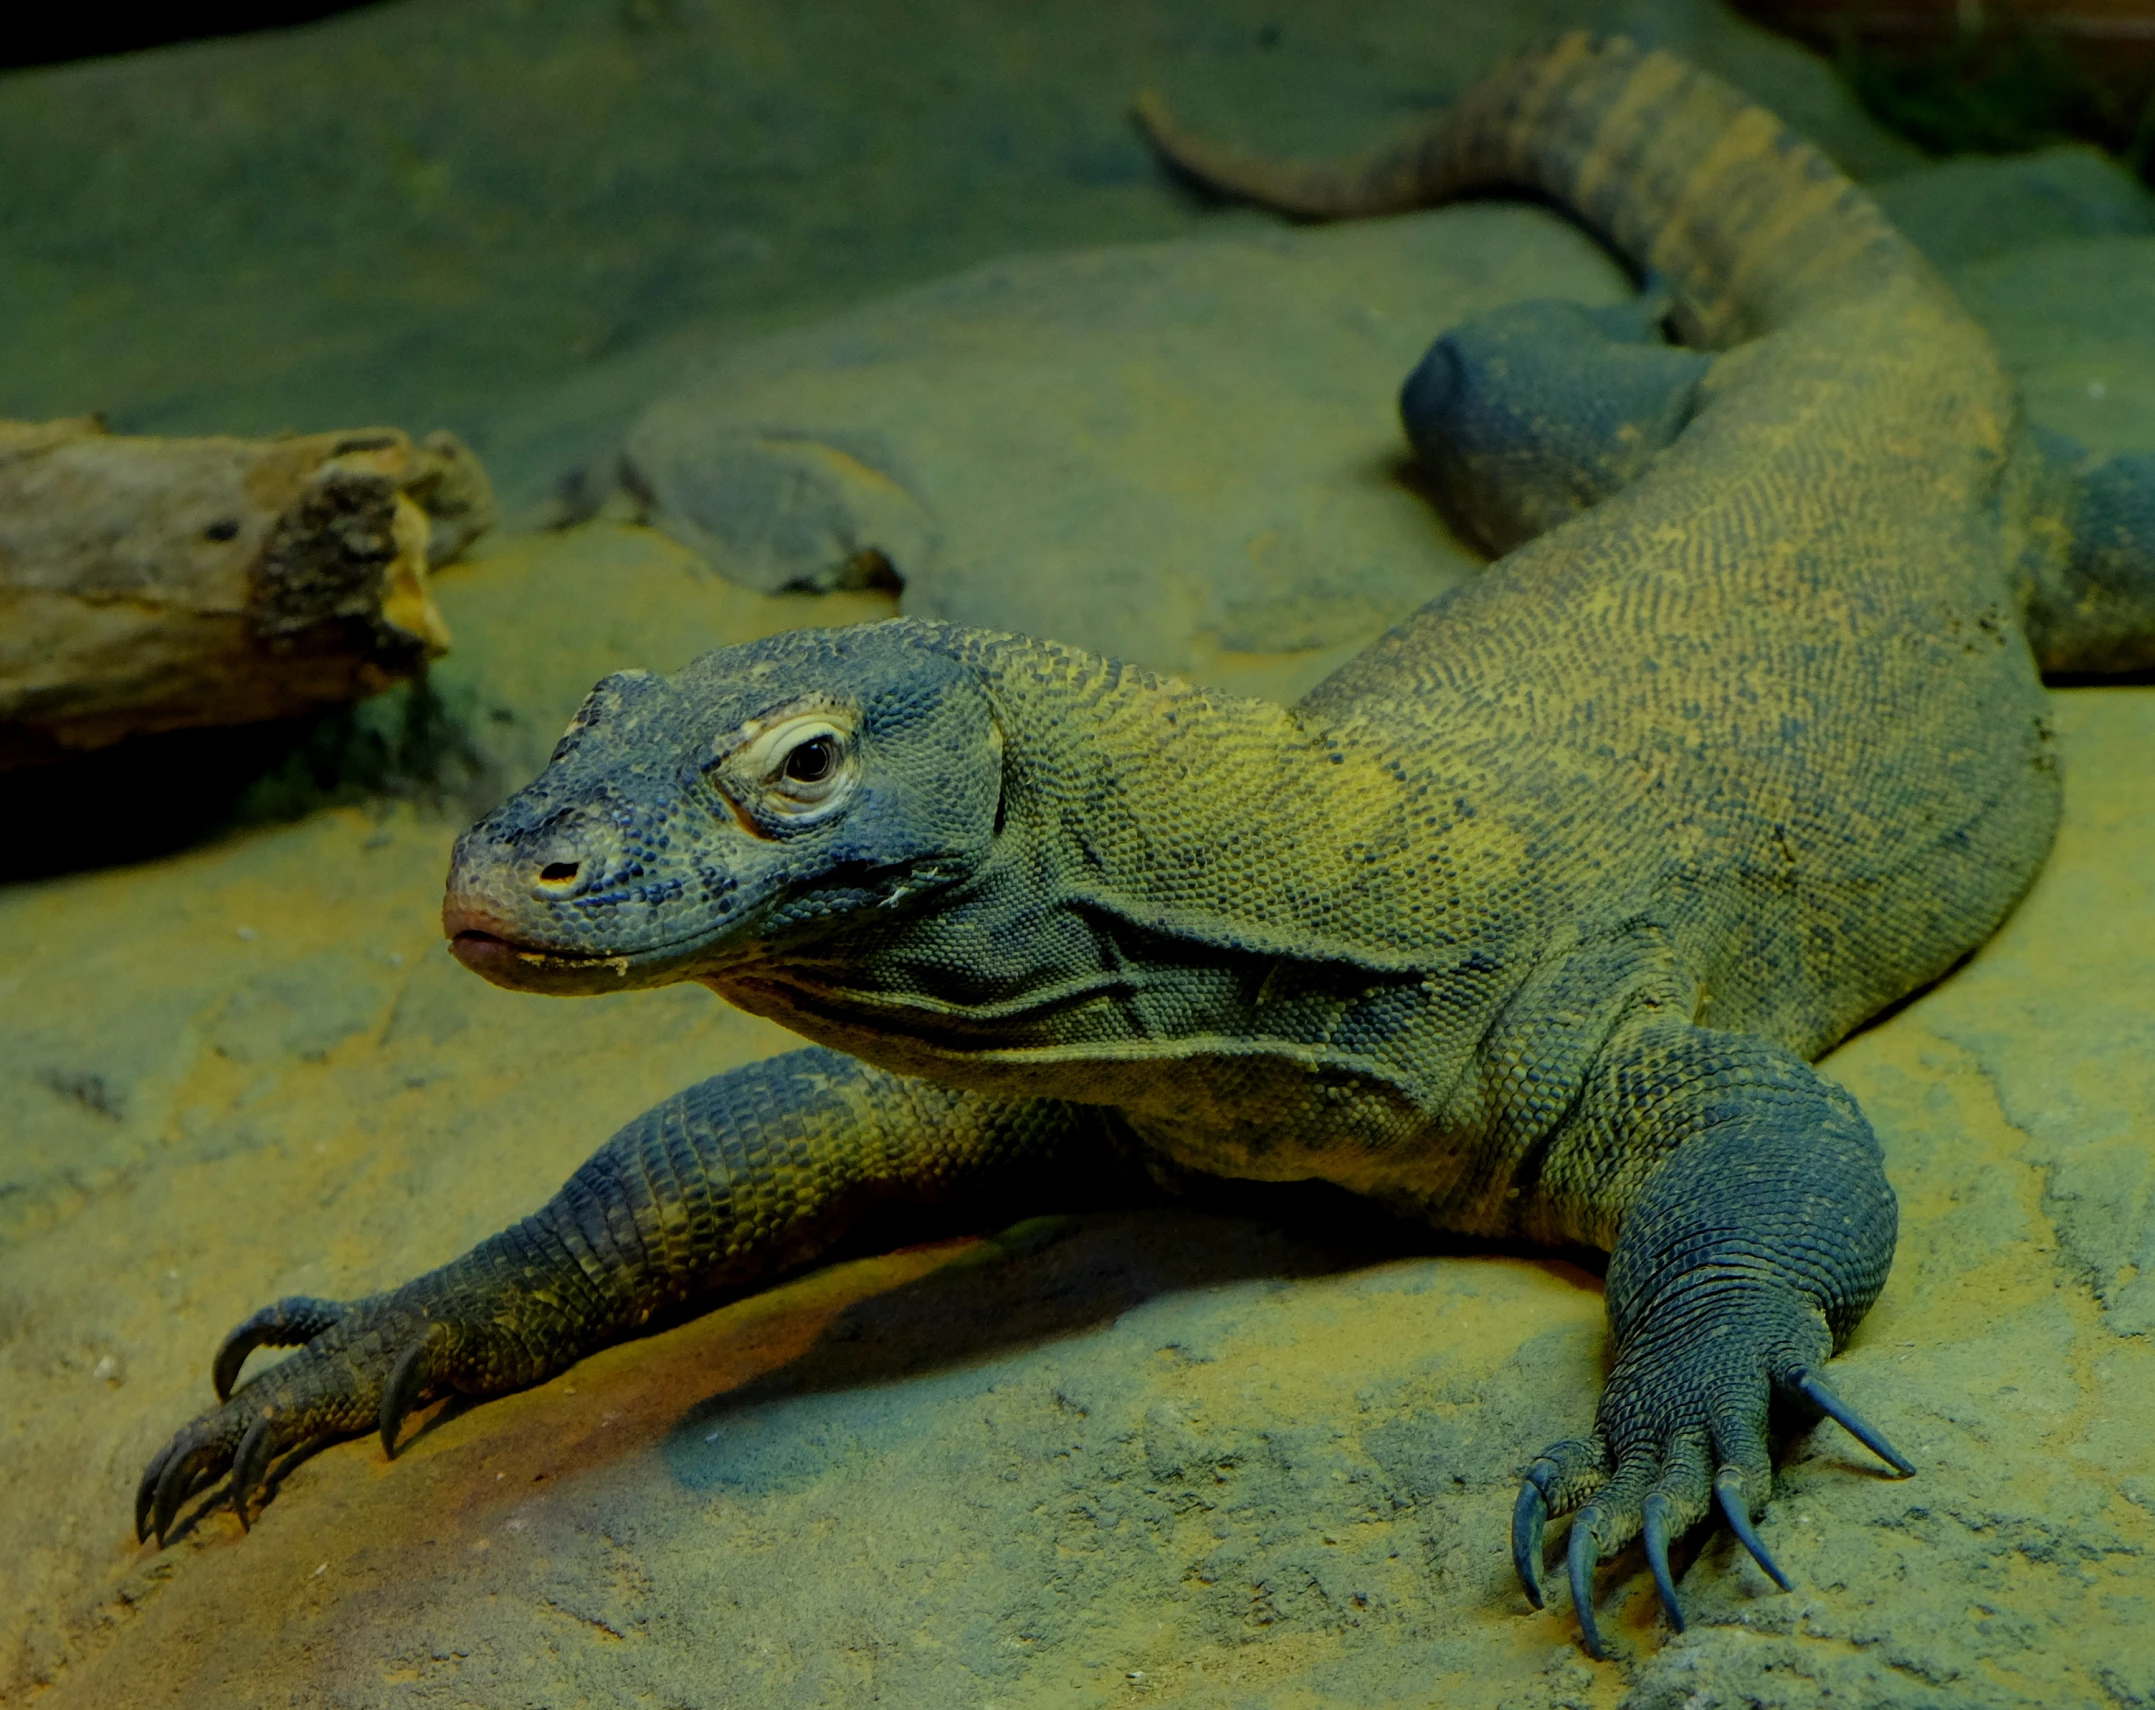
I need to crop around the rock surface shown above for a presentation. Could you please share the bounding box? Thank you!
[0,0,1915,516]
[2,5,2154,1709]
[612,207,1624,670]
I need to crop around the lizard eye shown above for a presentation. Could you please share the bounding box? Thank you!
[714,707,860,828]
[782,734,837,786]
[767,725,850,806]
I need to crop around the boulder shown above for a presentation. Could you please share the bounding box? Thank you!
[610,208,1624,684]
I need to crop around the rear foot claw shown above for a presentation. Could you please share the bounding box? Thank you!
[1511,1313,1908,1654]
[1641,1492,1684,1632]
[1791,1367,1915,1476]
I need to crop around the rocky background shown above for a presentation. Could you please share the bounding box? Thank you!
[1,1,2152,1706]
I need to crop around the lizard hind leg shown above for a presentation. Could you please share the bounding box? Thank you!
[1400,288,1712,558]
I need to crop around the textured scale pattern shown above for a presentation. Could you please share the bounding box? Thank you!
[140,34,2155,1660]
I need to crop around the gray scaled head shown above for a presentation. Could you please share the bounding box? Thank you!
[442,622,1001,995]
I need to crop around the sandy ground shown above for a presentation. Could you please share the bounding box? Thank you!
[4,1,2155,1706]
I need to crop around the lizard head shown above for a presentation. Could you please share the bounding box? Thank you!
[441,621,1002,996]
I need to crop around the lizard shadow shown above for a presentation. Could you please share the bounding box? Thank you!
[646,1175,1603,1498]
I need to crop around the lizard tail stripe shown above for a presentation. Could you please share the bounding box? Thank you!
[1136,32,1925,345]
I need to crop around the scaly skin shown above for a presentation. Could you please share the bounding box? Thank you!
[140,36,2155,1659]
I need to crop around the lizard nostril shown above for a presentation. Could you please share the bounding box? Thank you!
[538,861,581,885]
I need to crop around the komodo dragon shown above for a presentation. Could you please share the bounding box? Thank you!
[139,35,2155,1657]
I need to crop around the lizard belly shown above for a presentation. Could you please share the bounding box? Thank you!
[1114,1052,1473,1206]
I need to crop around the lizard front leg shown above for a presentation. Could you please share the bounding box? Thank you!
[1510,1022,1910,1656]
[138,1046,1108,1544]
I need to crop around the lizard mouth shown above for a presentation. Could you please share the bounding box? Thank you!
[448,926,545,977]
[442,898,647,993]
[445,925,638,990]
[442,902,727,995]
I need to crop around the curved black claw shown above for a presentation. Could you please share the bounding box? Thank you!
[1512,1460,1556,1609]
[378,1335,436,1460]
[213,1297,345,1401]
[1713,1468,1791,1590]
[147,1437,220,1545]
[227,1412,278,1532]
[134,1443,173,1543]
[1791,1369,1915,1477]
[134,1448,162,1543]
[1567,1506,1608,1660]
[1641,1493,1684,1632]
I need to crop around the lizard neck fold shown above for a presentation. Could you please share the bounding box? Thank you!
[714,628,1533,1108]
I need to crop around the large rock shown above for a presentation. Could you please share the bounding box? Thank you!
[1946,237,2155,459]
[1874,143,2155,267]
[1871,145,2155,458]
[611,208,1624,679]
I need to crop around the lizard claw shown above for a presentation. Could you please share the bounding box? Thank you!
[145,1431,222,1545]
[135,1438,176,1543]
[228,1411,278,1532]
[1510,1437,1607,1616]
[1792,1367,1916,1476]
[379,1333,439,1460]
[1641,1492,1684,1632]
[1511,1460,1554,1609]
[1714,1467,1791,1590]
[213,1296,345,1401]
[1567,1503,1609,1658]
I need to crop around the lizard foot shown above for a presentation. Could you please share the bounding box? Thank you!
[136,1288,518,1545]
[1510,1297,1914,1657]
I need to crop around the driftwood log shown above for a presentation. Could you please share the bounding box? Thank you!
[0,417,493,766]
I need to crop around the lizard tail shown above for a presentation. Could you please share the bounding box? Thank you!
[1134,33,1921,347]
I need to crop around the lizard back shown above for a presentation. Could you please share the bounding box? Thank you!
[1150,37,2065,1063]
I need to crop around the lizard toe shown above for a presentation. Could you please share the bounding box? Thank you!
[1636,1434,1712,1631]
[1512,1435,1609,1609]
[147,1424,231,1546]
[212,1296,347,1402]
[378,1329,447,1460]
[1713,1467,1791,1590]
[227,1412,278,1533]
[1559,1439,1664,1655]
[1641,1491,1683,1632]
